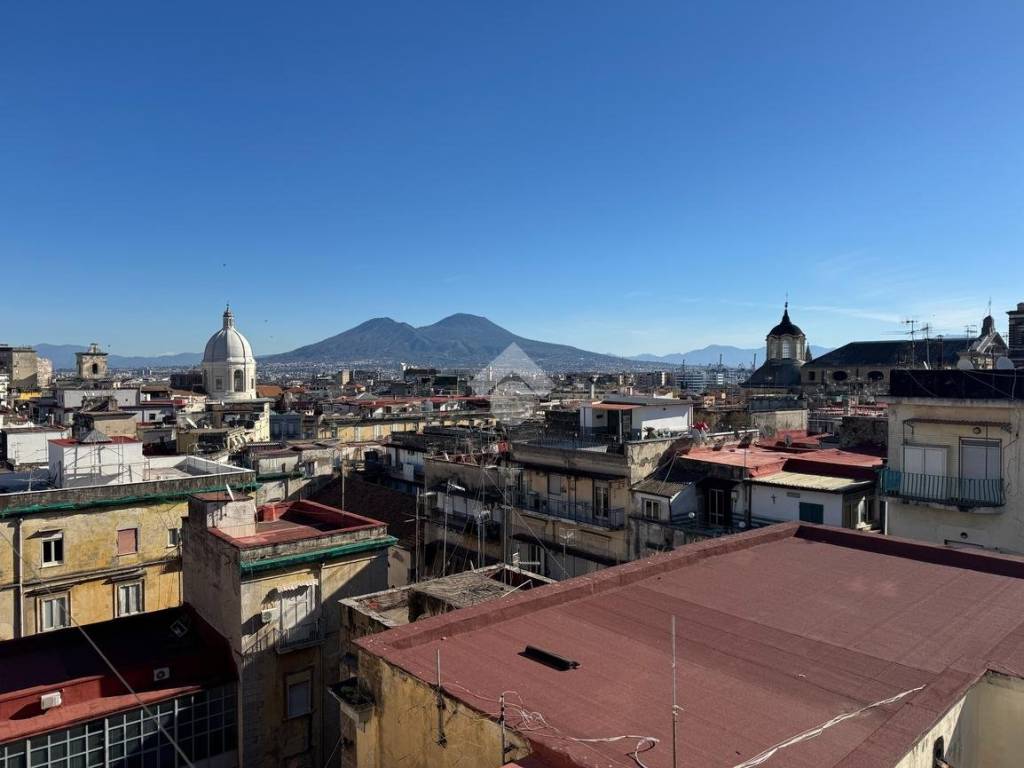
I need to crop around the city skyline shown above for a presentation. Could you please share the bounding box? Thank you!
[3,2,1023,354]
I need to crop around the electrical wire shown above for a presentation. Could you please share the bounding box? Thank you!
[731,684,926,768]
[0,524,195,767]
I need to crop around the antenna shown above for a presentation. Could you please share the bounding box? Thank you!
[671,615,680,768]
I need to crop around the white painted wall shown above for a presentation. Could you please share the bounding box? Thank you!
[633,403,691,434]
[2,427,69,466]
[57,388,140,409]
[750,484,844,526]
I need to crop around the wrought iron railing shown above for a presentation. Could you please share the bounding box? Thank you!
[880,467,1004,508]
[514,493,626,529]
[277,617,324,652]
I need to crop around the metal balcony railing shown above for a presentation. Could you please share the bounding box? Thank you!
[880,467,1005,508]
[515,493,626,530]
[277,618,324,652]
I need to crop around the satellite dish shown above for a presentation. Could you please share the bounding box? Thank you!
[956,358,974,370]
[996,356,1015,370]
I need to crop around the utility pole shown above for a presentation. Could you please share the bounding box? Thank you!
[500,692,507,762]
[414,488,421,583]
[435,649,447,746]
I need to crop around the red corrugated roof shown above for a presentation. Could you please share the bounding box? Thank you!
[48,436,140,446]
[358,525,1024,768]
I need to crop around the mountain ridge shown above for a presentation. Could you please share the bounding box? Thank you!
[631,343,832,366]
[262,313,632,370]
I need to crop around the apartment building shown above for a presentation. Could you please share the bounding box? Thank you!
[182,493,393,768]
[0,439,253,640]
[881,368,1024,554]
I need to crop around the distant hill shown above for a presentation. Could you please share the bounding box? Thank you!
[263,313,634,370]
[632,344,832,367]
[35,344,201,370]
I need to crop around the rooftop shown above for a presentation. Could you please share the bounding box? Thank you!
[0,455,253,512]
[749,470,873,493]
[0,606,233,743]
[359,524,1024,768]
[208,498,384,548]
[807,338,973,369]
[681,443,882,479]
[49,435,140,447]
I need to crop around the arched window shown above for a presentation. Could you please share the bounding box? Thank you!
[233,369,244,392]
[781,339,793,358]
[91,362,98,375]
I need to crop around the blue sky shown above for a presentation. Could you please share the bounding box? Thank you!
[2,1,1022,357]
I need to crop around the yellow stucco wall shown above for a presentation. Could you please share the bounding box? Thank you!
[354,654,530,768]
[0,500,186,639]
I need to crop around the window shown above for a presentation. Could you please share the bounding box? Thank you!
[547,474,562,496]
[40,594,69,632]
[148,412,157,421]
[904,445,947,476]
[117,528,139,555]
[799,502,824,524]
[642,498,663,520]
[279,585,317,647]
[781,339,793,358]
[832,370,848,381]
[233,369,243,392]
[117,582,144,616]
[807,371,816,382]
[960,439,1001,480]
[214,377,223,391]
[91,362,98,375]
[707,489,727,526]
[286,676,312,719]
[167,527,181,548]
[41,531,64,566]
[593,483,610,519]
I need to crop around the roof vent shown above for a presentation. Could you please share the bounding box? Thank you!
[521,645,580,671]
[40,691,62,710]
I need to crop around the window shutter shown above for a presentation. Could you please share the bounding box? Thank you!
[117,528,138,555]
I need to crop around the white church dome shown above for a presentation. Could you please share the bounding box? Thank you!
[202,306,257,401]
[203,306,254,364]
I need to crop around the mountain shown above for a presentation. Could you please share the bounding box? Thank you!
[263,313,633,370]
[632,344,832,367]
[34,344,202,370]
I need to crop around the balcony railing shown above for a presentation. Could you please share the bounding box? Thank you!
[515,493,626,530]
[880,467,1004,508]
[277,617,324,652]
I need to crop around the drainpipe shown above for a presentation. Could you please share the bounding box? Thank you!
[14,517,23,637]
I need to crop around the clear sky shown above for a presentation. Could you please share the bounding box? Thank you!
[2,1,1022,357]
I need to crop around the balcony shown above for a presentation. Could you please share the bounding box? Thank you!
[880,467,1005,509]
[429,506,503,541]
[516,493,626,530]
[276,617,324,653]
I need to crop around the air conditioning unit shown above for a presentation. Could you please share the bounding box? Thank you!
[40,691,62,710]
[261,608,275,625]
[153,667,171,682]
